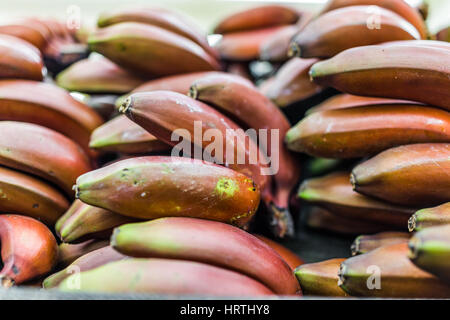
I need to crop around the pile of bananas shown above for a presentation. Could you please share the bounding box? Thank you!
[0,0,448,298]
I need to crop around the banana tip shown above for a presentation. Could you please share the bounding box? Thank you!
[408,215,416,232]
[337,262,346,288]
[349,172,357,190]
[0,276,15,288]
[72,184,80,199]
[408,236,421,260]
[287,42,301,58]
[188,85,198,100]
[118,97,132,114]
[268,203,295,238]
[350,238,360,256]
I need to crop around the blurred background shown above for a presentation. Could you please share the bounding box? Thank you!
[0,0,447,34]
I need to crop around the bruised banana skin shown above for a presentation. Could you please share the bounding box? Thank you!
[0,24,47,52]
[285,105,450,158]
[289,6,420,59]
[189,73,299,237]
[59,258,275,296]
[57,239,110,268]
[295,259,348,297]
[310,45,450,111]
[0,80,104,156]
[255,235,304,270]
[409,225,450,284]
[0,35,43,81]
[298,172,414,227]
[214,5,300,34]
[0,122,92,196]
[306,207,392,235]
[261,57,323,107]
[119,91,270,193]
[306,93,422,115]
[0,215,58,287]
[56,200,137,243]
[112,217,301,295]
[339,243,450,298]
[97,6,217,59]
[351,232,411,256]
[56,55,145,94]
[0,166,69,225]
[43,246,126,288]
[409,202,450,232]
[88,22,220,77]
[320,0,427,39]
[352,143,450,207]
[89,115,170,155]
[75,156,261,227]
[215,26,285,61]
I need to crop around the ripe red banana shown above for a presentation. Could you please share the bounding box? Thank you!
[88,22,220,77]
[118,91,270,193]
[310,44,450,110]
[0,80,103,156]
[339,243,450,297]
[0,24,47,52]
[320,0,427,39]
[306,206,392,235]
[408,202,450,232]
[0,121,92,196]
[0,214,58,287]
[215,26,284,61]
[259,13,314,62]
[351,232,411,256]
[289,6,420,59]
[189,73,300,237]
[111,217,301,295]
[75,156,261,227]
[58,258,275,296]
[56,200,137,243]
[0,34,43,81]
[306,93,422,115]
[97,6,217,59]
[56,54,145,94]
[295,258,349,297]
[89,115,170,155]
[254,235,304,270]
[43,245,126,288]
[213,5,300,34]
[298,172,414,227]
[351,143,450,207]
[0,166,69,225]
[260,57,323,107]
[57,240,109,268]
[286,104,450,158]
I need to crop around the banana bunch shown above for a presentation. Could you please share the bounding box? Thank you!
[272,0,450,298]
[0,0,448,299]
